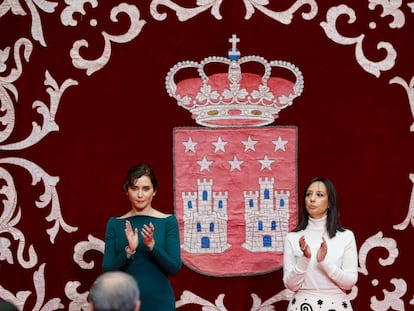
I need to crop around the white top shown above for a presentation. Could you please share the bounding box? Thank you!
[283,216,358,293]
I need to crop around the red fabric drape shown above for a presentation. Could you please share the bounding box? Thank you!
[1,1,413,310]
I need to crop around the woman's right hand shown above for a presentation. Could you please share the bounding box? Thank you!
[125,220,139,251]
[299,235,311,259]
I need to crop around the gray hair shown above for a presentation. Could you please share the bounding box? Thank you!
[89,272,140,311]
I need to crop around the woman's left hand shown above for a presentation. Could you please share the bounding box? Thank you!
[141,222,155,250]
[317,237,328,262]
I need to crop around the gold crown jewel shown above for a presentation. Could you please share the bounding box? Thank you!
[165,34,304,128]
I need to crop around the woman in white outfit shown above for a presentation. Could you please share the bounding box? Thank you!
[283,177,358,311]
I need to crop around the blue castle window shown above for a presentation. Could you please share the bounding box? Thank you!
[258,221,263,231]
[263,235,272,247]
[202,190,208,201]
[201,236,210,248]
[210,223,214,232]
[280,199,285,207]
[187,201,193,208]
[197,222,201,232]
[218,200,223,208]
[264,189,270,200]
[271,221,276,230]
[249,199,254,208]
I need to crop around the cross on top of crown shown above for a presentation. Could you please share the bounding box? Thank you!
[228,34,240,61]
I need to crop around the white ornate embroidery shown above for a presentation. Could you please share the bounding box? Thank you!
[73,235,104,269]
[356,232,409,310]
[150,0,318,22]
[0,0,58,47]
[176,290,228,310]
[0,38,33,145]
[368,0,405,29]
[393,173,414,230]
[0,69,78,150]
[320,4,397,78]
[0,283,30,310]
[358,231,398,276]
[69,3,146,76]
[250,289,293,310]
[0,158,78,243]
[242,0,317,22]
[65,281,89,311]
[370,278,407,311]
[0,164,37,268]
[150,0,223,21]
[176,288,294,310]
[1,263,65,310]
[389,76,414,132]
[60,0,99,27]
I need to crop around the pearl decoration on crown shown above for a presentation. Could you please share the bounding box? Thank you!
[165,34,304,128]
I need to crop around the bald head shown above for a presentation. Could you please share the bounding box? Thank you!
[89,272,140,311]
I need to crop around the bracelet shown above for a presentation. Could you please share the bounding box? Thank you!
[125,246,136,258]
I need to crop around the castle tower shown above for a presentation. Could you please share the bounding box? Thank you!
[198,179,213,213]
[243,178,291,252]
[274,190,291,246]
[181,179,230,253]
[259,177,275,211]
[243,190,259,211]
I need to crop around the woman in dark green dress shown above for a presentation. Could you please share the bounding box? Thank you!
[102,164,182,311]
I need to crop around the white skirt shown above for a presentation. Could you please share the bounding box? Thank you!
[287,289,352,311]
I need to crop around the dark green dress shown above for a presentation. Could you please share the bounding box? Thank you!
[102,215,182,311]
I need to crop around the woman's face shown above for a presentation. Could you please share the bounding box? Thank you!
[126,175,156,212]
[305,181,329,219]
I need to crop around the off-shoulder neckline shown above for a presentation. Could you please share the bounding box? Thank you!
[116,214,172,220]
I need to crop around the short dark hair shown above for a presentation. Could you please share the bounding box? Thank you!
[123,164,158,192]
[293,177,344,238]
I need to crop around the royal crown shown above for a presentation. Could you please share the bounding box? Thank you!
[165,34,304,128]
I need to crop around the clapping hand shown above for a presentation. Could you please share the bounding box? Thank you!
[125,220,139,251]
[317,237,328,262]
[141,222,155,250]
[299,235,311,259]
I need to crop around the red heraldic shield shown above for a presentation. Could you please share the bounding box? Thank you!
[173,126,297,276]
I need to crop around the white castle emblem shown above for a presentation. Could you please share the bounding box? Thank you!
[165,34,304,128]
[181,176,290,253]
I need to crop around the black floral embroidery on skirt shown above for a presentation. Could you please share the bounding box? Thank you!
[290,296,349,310]
[300,302,313,310]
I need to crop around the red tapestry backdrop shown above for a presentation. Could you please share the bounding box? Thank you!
[1,1,413,310]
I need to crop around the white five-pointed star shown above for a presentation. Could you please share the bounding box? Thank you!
[272,136,288,151]
[212,136,228,153]
[228,155,244,171]
[258,155,275,171]
[241,136,258,152]
[182,137,198,153]
[197,156,213,172]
